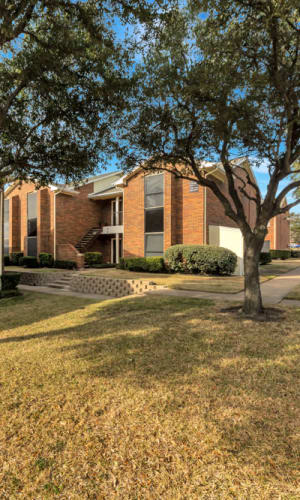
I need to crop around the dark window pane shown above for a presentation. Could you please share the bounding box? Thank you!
[27,192,37,219]
[4,200,9,244]
[145,234,164,256]
[145,208,164,233]
[145,193,163,208]
[27,237,37,257]
[145,174,164,195]
[28,218,37,237]
[4,239,9,255]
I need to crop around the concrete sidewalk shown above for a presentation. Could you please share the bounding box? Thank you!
[148,266,300,306]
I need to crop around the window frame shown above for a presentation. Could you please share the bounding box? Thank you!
[144,173,164,257]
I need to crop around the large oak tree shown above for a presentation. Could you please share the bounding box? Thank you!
[115,0,300,315]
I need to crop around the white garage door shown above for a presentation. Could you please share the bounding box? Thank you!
[209,225,244,276]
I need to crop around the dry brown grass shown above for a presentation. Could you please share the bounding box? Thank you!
[0,292,300,499]
[285,284,300,300]
[81,268,271,293]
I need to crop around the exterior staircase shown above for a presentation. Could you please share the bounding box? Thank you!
[48,274,75,291]
[75,227,102,253]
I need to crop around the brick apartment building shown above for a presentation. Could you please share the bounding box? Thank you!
[4,158,290,272]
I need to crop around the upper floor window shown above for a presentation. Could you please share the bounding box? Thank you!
[189,181,199,192]
[145,174,164,208]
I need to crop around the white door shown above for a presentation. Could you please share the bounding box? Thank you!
[209,225,244,275]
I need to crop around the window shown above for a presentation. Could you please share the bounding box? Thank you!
[27,192,37,256]
[4,199,9,255]
[145,234,164,257]
[144,174,164,257]
[189,181,199,192]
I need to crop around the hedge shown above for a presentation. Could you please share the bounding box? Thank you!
[259,252,272,265]
[291,249,300,258]
[0,272,21,291]
[119,257,165,273]
[22,256,39,268]
[11,252,23,265]
[270,249,291,260]
[4,255,11,266]
[164,244,237,275]
[84,252,103,267]
[54,260,77,270]
[39,253,54,267]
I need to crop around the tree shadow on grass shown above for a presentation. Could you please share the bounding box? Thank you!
[0,291,98,333]
[1,293,299,477]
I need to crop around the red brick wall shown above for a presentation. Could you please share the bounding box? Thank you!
[5,182,54,256]
[265,214,290,250]
[123,172,145,258]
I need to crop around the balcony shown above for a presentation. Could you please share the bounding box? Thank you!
[101,211,123,234]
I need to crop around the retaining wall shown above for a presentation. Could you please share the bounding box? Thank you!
[19,272,69,286]
[69,275,159,297]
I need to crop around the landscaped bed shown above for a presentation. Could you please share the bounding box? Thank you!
[0,292,299,497]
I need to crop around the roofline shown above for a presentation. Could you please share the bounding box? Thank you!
[88,189,123,200]
[78,170,123,187]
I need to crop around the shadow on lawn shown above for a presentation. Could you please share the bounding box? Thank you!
[1,294,300,472]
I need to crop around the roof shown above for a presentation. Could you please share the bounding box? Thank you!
[89,185,123,200]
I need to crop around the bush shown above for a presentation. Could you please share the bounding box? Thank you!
[23,256,39,268]
[39,252,54,267]
[0,272,20,291]
[4,255,11,266]
[291,249,300,258]
[119,257,165,273]
[164,244,237,275]
[92,263,116,269]
[260,252,272,265]
[270,249,291,260]
[84,252,103,267]
[54,260,77,270]
[11,252,24,265]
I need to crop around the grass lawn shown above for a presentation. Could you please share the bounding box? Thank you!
[5,266,72,273]
[0,292,299,498]
[259,258,300,277]
[284,284,300,300]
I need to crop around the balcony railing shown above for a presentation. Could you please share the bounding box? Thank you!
[112,211,123,226]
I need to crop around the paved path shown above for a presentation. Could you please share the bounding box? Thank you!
[148,266,300,306]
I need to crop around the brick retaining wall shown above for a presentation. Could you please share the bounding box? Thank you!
[69,275,160,297]
[19,272,69,286]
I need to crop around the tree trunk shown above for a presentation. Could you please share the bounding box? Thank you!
[0,185,4,295]
[243,236,265,316]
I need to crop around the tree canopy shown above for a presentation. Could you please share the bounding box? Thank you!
[113,0,299,314]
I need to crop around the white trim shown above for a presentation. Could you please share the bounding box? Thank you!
[88,189,123,200]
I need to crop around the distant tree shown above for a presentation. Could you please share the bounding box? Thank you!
[116,0,300,316]
[0,0,141,290]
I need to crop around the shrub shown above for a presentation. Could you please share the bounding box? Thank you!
[54,260,77,270]
[164,244,237,275]
[92,263,116,269]
[4,255,11,266]
[0,272,20,291]
[119,257,165,273]
[39,253,54,267]
[270,249,291,260]
[23,256,39,268]
[10,252,24,265]
[260,252,272,265]
[84,252,103,267]
[291,249,300,258]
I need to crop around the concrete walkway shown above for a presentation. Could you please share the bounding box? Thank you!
[148,266,300,306]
